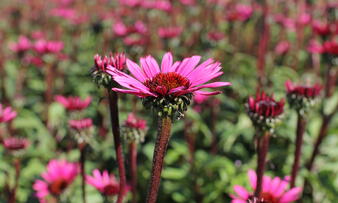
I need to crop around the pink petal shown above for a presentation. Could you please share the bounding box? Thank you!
[279,187,302,203]
[126,59,147,82]
[161,52,173,73]
[248,170,257,190]
[234,185,250,199]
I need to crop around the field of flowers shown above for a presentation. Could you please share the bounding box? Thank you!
[0,0,337,202]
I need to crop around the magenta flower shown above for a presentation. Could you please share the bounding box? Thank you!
[94,53,126,72]
[33,40,64,54]
[285,80,321,99]
[33,160,79,200]
[323,40,338,55]
[158,27,182,39]
[312,20,331,36]
[107,52,231,97]
[9,35,31,54]
[275,41,290,55]
[231,170,302,203]
[124,113,147,130]
[0,104,17,123]
[113,21,129,37]
[86,169,120,196]
[207,31,225,42]
[68,118,93,130]
[55,95,91,111]
[247,92,284,131]
[307,40,324,54]
[2,137,29,151]
[228,4,253,22]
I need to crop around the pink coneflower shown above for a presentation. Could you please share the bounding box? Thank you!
[124,113,147,130]
[307,40,324,54]
[296,13,311,26]
[247,92,284,130]
[107,52,231,98]
[2,137,29,151]
[207,31,225,41]
[312,20,331,36]
[94,53,126,72]
[68,118,93,131]
[228,4,253,22]
[33,160,78,200]
[230,170,302,203]
[34,40,64,54]
[113,21,129,37]
[323,40,338,55]
[86,169,120,196]
[134,21,148,35]
[0,104,17,123]
[123,35,148,46]
[158,27,182,39]
[285,80,321,99]
[55,95,91,111]
[275,41,290,55]
[9,35,31,54]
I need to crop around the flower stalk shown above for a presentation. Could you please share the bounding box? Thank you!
[9,159,21,203]
[146,116,172,203]
[254,131,270,198]
[290,113,306,188]
[80,144,87,203]
[130,141,138,203]
[107,90,126,203]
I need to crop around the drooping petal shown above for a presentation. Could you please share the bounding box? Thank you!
[279,187,302,203]
[234,185,250,199]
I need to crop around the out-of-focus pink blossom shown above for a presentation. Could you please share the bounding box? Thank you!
[123,35,148,46]
[55,95,91,111]
[307,40,324,54]
[297,13,311,26]
[275,41,290,55]
[323,40,338,55]
[207,31,225,41]
[142,0,172,12]
[2,137,29,151]
[134,21,148,34]
[158,26,182,39]
[68,118,93,130]
[285,80,322,99]
[34,40,64,54]
[248,92,284,118]
[124,113,147,130]
[312,20,331,36]
[179,0,196,6]
[113,21,129,37]
[230,169,302,203]
[33,160,78,201]
[228,4,253,22]
[9,36,31,54]
[86,169,120,196]
[24,55,44,67]
[274,14,296,30]
[0,104,17,123]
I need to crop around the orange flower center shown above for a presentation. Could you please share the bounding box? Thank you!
[49,179,68,196]
[144,72,190,95]
[260,192,279,203]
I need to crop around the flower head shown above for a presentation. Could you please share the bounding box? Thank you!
[86,169,120,196]
[33,40,64,54]
[33,160,78,200]
[92,53,126,87]
[107,52,230,119]
[68,118,94,144]
[231,170,302,203]
[55,95,91,111]
[9,35,31,56]
[285,80,321,113]
[312,20,331,36]
[275,41,290,55]
[0,104,17,123]
[158,26,182,39]
[122,113,147,143]
[323,40,338,56]
[2,137,29,151]
[247,92,284,132]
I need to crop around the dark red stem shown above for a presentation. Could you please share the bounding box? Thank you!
[130,141,138,203]
[80,145,87,203]
[254,131,270,198]
[9,159,20,203]
[146,116,172,203]
[107,90,126,203]
[290,114,306,188]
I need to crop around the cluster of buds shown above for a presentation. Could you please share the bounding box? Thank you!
[121,113,147,143]
[91,53,126,88]
[55,95,91,111]
[68,118,94,144]
[285,80,322,114]
[246,92,284,132]
[142,93,192,120]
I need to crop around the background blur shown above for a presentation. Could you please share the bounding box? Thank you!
[0,0,337,202]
